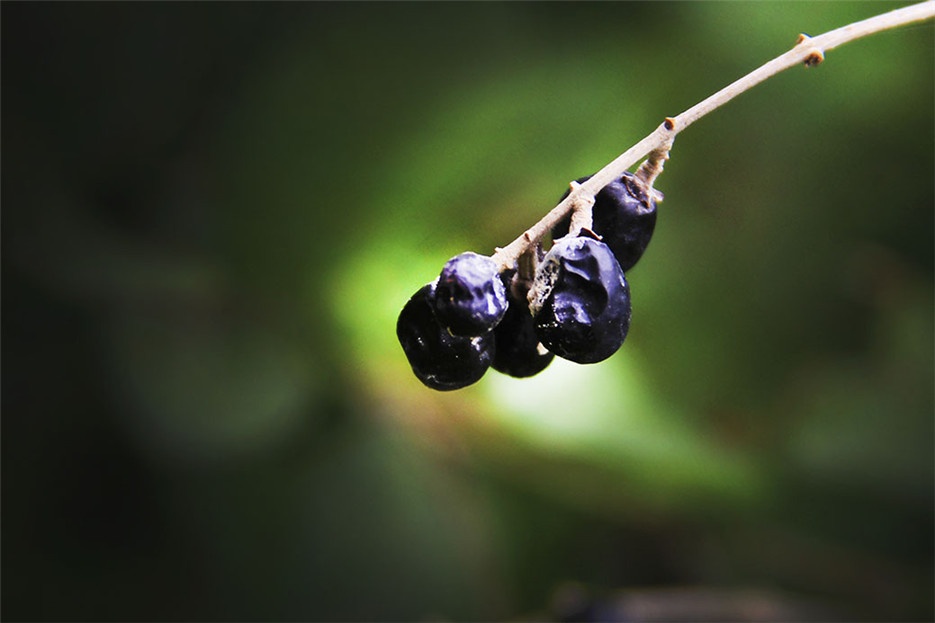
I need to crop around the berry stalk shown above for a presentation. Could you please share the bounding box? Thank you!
[491,0,935,272]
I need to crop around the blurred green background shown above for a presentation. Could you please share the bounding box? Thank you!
[2,2,932,621]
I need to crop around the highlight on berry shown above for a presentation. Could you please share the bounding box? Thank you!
[396,171,659,391]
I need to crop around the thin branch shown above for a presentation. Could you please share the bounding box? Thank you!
[491,0,935,270]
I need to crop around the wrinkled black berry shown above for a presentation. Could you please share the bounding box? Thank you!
[397,282,494,390]
[491,285,554,378]
[530,236,631,364]
[553,172,657,272]
[433,252,509,336]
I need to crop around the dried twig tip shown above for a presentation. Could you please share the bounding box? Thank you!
[795,33,824,67]
[804,49,825,67]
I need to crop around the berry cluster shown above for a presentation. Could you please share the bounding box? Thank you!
[397,172,658,391]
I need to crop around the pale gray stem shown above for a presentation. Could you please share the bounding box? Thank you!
[491,0,935,270]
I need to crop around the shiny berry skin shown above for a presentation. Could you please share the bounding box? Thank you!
[433,252,509,336]
[491,288,554,378]
[552,172,657,272]
[530,235,631,364]
[397,282,494,390]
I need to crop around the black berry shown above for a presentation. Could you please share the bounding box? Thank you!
[397,282,494,390]
[553,172,657,272]
[491,282,555,378]
[433,252,509,336]
[530,235,631,364]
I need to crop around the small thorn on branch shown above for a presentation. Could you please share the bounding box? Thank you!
[794,32,824,67]
[804,50,825,67]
